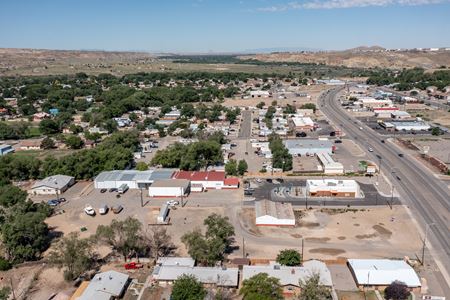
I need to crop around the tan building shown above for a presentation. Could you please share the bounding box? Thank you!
[307,179,360,198]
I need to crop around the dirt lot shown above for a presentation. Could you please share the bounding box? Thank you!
[413,138,450,165]
[233,206,422,261]
[407,107,450,127]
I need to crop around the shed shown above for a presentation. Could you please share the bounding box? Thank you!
[255,200,295,227]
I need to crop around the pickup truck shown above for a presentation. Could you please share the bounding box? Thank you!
[124,262,143,270]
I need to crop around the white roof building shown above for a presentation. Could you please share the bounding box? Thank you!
[284,139,333,156]
[255,200,295,227]
[348,259,421,288]
[307,179,360,197]
[242,260,332,287]
[94,169,175,189]
[77,270,129,300]
[385,121,430,131]
[317,153,344,174]
[30,175,75,195]
[156,257,196,268]
[291,117,315,129]
[153,266,239,287]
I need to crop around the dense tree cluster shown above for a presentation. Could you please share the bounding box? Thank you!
[367,68,450,91]
[268,133,293,171]
[0,131,139,181]
[225,159,248,176]
[181,214,235,266]
[276,249,302,266]
[151,135,223,171]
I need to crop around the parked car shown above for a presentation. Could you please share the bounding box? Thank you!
[58,197,66,202]
[398,153,404,157]
[100,188,107,193]
[109,188,117,193]
[112,205,123,214]
[368,147,374,152]
[166,200,179,207]
[334,139,342,144]
[99,205,109,215]
[118,184,128,194]
[84,205,96,216]
[124,262,143,270]
[296,132,307,137]
[255,178,262,183]
[47,199,59,207]
[381,140,385,143]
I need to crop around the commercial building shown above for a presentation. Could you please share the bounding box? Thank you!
[357,97,393,108]
[242,260,332,296]
[30,175,75,195]
[384,121,431,131]
[348,259,421,292]
[172,170,227,190]
[373,107,399,119]
[0,144,14,156]
[73,270,129,300]
[152,265,239,287]
[94,169,174,189]
[391,111,411,120]
[290,117,315,132]
[255,200,295,227]
[148,179,190,197]
[284,139,334,156]
[317,153,344,174]
[306,179,360,198]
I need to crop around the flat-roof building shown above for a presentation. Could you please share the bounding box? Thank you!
[307,179,360,198]
[290,117,315,132]
[348,259,421,292]
[152,266,239,287]
[94,169,174,189]
[148,179,190,197]
[317,153,344,174]
[284,139,334,156]
[76,270,129,300]
[255,200,295,227]
[384,121,430,131]
[172,170,227,190]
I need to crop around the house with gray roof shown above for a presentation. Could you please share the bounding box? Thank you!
[242,260,332,296]
[30,175,75,195]
[76,270,129,300]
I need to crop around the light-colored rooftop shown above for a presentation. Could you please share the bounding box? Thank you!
[77,270,129,300]
[348,259,421,287]
[94,169,174,183]
[153,266,239,287]
[307,179,358,188]
[156,257,195,267]
[284,139,333,150]
[150,179,190,188]
[32,175,74,190]
[242,260,332,287]
[255,200,295,220]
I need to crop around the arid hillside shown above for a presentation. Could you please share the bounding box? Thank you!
[239,48,450,69]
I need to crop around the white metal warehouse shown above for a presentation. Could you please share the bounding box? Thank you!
[255,200,295,227]
[148,179,190,197]
[94,169,174,189]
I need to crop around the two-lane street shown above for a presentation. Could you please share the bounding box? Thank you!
[319,87,450,295]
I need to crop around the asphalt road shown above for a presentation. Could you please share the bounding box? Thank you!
[319,87,450,294]
[238,109,252,139]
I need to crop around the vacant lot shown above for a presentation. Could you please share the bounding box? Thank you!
[233,206,422,261]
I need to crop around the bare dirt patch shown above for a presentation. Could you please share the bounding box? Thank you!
[373,225,392,237]
[298,221,321,228]
[355,233,378,239]
[305,237,330,243]
[338,236,346,240]
[309,248,346,255]
[238,208,261,236]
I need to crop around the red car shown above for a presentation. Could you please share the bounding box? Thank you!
[124,262,143,270]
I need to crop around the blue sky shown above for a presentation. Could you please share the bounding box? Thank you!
[0,0,449,52]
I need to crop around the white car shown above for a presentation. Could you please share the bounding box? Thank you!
[84,205,96,216]
[256,178,262,183]
[166,200,179,207]
[368,147,374,152]
[99,205,108,215]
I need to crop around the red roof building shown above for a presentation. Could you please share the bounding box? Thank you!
[172,171,227,189]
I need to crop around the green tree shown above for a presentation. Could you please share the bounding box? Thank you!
[40,136,56,149]
[49,232,95,281]
[298,273,332,300]
[237,159,248,176]
[65,135,84,149]
[384,281,410,300]
[39,119,60,135]
[276,249,301,266]
[225,159,237,176]
[171,274,206,300]
[240,273,283,300]
[181,214,234,266]
[135,162,148,171]
[431,127,442,136]
[95,217,144,261]
[0,287,10,300]
[300,103,317,113]
[0,185,27,207]
[256,102,265,109]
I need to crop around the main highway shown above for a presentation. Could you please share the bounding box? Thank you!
[319,87,450,295]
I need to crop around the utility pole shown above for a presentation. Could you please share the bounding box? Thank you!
[421,223,435,265]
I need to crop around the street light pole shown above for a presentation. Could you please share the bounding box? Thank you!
[421,223,435,265]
